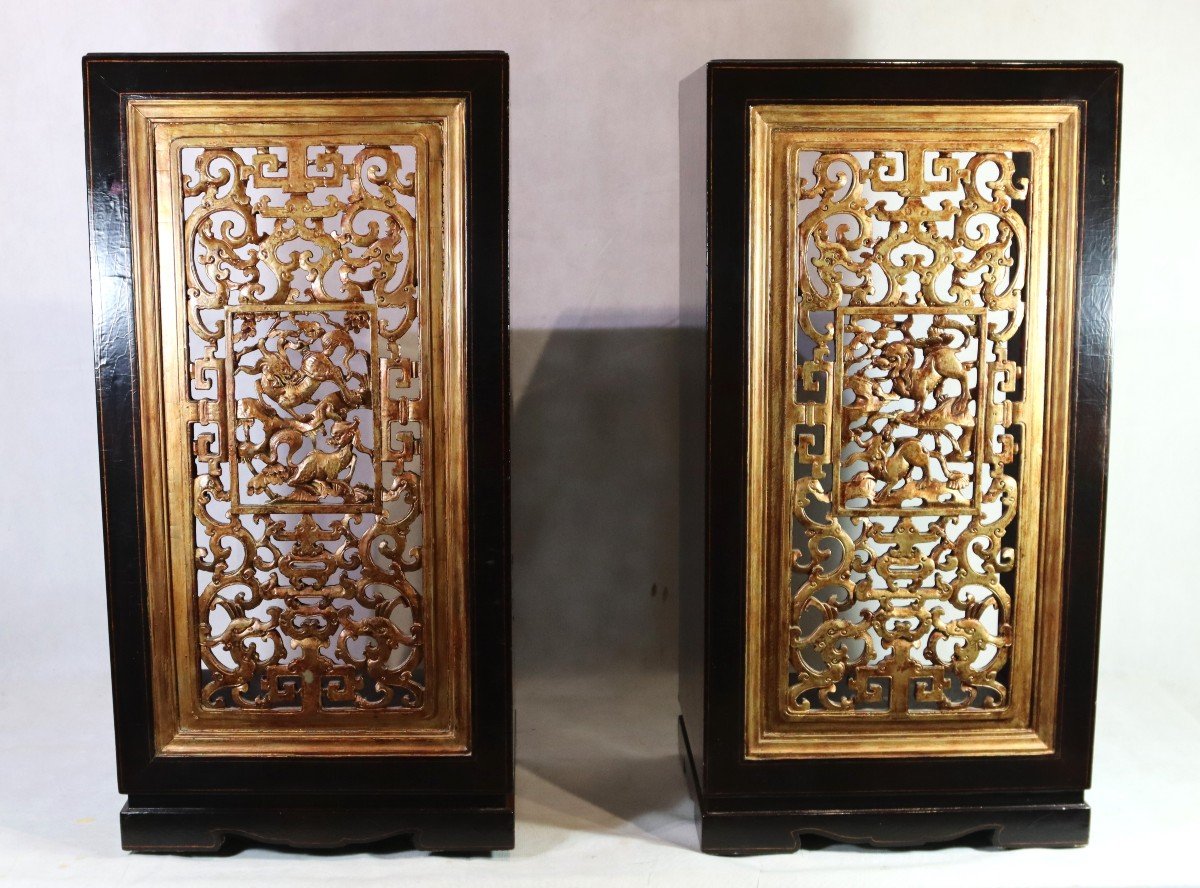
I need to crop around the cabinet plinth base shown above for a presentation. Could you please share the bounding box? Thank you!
[678,717,1089,856]
[120,797,515,854]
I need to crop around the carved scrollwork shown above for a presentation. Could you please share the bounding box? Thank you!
[788,147,1027,714]
[183,142,427,712]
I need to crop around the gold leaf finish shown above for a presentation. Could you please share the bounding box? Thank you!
[745,105,1080,758]
[126,99,470,756]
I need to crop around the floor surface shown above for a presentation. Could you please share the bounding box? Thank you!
[1,668,1195,887]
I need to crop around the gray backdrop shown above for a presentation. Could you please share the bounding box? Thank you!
[0,0,1194,823]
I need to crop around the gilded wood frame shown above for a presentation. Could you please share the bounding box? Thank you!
[125,98,471,756]
[745,104,1081,758]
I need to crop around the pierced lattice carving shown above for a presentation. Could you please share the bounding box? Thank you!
[788,148,1027,714]
[183,142,428,712]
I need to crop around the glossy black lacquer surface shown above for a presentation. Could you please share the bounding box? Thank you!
[678,60,1121,854]
[85,53,512,852]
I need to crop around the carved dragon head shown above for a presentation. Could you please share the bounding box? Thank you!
[326,417,360,448]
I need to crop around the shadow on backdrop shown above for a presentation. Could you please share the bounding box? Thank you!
[511,324,680,680]
[510,322,684,837]
[508,63,708,839]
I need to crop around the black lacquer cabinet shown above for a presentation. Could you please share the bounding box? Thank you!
[678,60,1120,854]
[85,53,512,852]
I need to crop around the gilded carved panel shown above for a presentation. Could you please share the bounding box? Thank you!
[791,147,1022,715]
[185,143,425,713]
[745,105,1081,757]
[127,99,470,754]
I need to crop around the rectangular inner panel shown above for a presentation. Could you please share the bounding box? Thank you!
[745,105,1080,758]
[126,98,470,756]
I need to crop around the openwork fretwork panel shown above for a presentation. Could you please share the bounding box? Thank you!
[745,105,1080,757]
[790,146,1026,714]
[185,141,429,713]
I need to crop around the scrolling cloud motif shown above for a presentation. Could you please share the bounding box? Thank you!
[789,148,1027,714]
[183,142,428,712]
